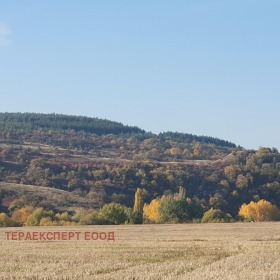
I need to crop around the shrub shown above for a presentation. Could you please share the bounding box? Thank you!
[98,202,131,225]
[0,212,19,227]
[201,208,232,223]
[26,208,55,226]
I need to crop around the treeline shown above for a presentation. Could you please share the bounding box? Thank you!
[0,145,279,217]
[158,132,236,148]
[0,112,236,148]
[0,112,145,135]
[1,191,279,227]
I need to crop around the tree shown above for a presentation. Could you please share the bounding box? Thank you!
[0,213,18,227]
[39,217,54,226]
[236,175,248,189]
[72,208,103,225]
[98,203,130,225]
[239,199,280,222]
[201,208,232,223]
[11,206,34,226]
[111,193,129,204]
[187,199,204,220]
[127,210,143,224]
[25,208,54,226]
[133,188,144,213]
[209,193,227,209]
[143,195,189,224]
[224,165,239,183]
[178,186,186,199]
[143,199,161,223]
[158,196,188,223]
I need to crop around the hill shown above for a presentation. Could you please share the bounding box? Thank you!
[0,112,236,148]
[0,112,279,222]
[0,182,96,213]
[0,112,145,135]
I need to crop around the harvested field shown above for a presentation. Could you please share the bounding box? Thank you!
[0,223,280,279]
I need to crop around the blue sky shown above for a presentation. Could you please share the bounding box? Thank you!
[0,1,279,149]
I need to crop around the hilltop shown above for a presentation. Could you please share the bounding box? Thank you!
[0,112,144,135]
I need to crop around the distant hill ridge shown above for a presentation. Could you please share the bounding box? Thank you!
[0,112,145,135]
[0,112,236,148]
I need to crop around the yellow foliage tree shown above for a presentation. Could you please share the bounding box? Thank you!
[239,199,280,221]
[143,199,160,223]
[0,213,17,227]
[39,217,54,226]
[11,206,34,225]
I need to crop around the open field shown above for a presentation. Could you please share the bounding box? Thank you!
[0,223,280,279]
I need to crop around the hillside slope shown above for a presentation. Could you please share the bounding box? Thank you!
[0,183,96,213]
[0,112,279,218]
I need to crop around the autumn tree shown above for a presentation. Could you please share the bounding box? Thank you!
[0,213,18,227]
[201,208,232,223]
[11,206,34,226]
[53,211,74,225]
[143,195,189,223]
[239,199,280,222]
[143,199,161,223]
[224,165,239,183]
[133,188,144,213]
[236,174,248,189]
[25,208,55,226]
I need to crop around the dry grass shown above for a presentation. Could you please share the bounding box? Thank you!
[0,223,280,279]
[0,183,96,211]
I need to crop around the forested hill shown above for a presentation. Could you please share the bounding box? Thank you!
[0,112,144,135]
[0,112,236,148]
[0,112,279,225]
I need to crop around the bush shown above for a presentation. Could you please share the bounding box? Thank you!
[0,213,19,227]
[98,202,131,225]
[39,217,54,226]
[201,208,232,223]
[71,208,104,225]
[26,208,55,226]
[128,210,143,224]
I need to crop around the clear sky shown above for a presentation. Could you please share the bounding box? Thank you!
[0,1,279,149]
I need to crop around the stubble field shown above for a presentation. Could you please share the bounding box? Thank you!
[0,223,280,280]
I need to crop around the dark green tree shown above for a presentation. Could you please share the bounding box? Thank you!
[158,196,188,223]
